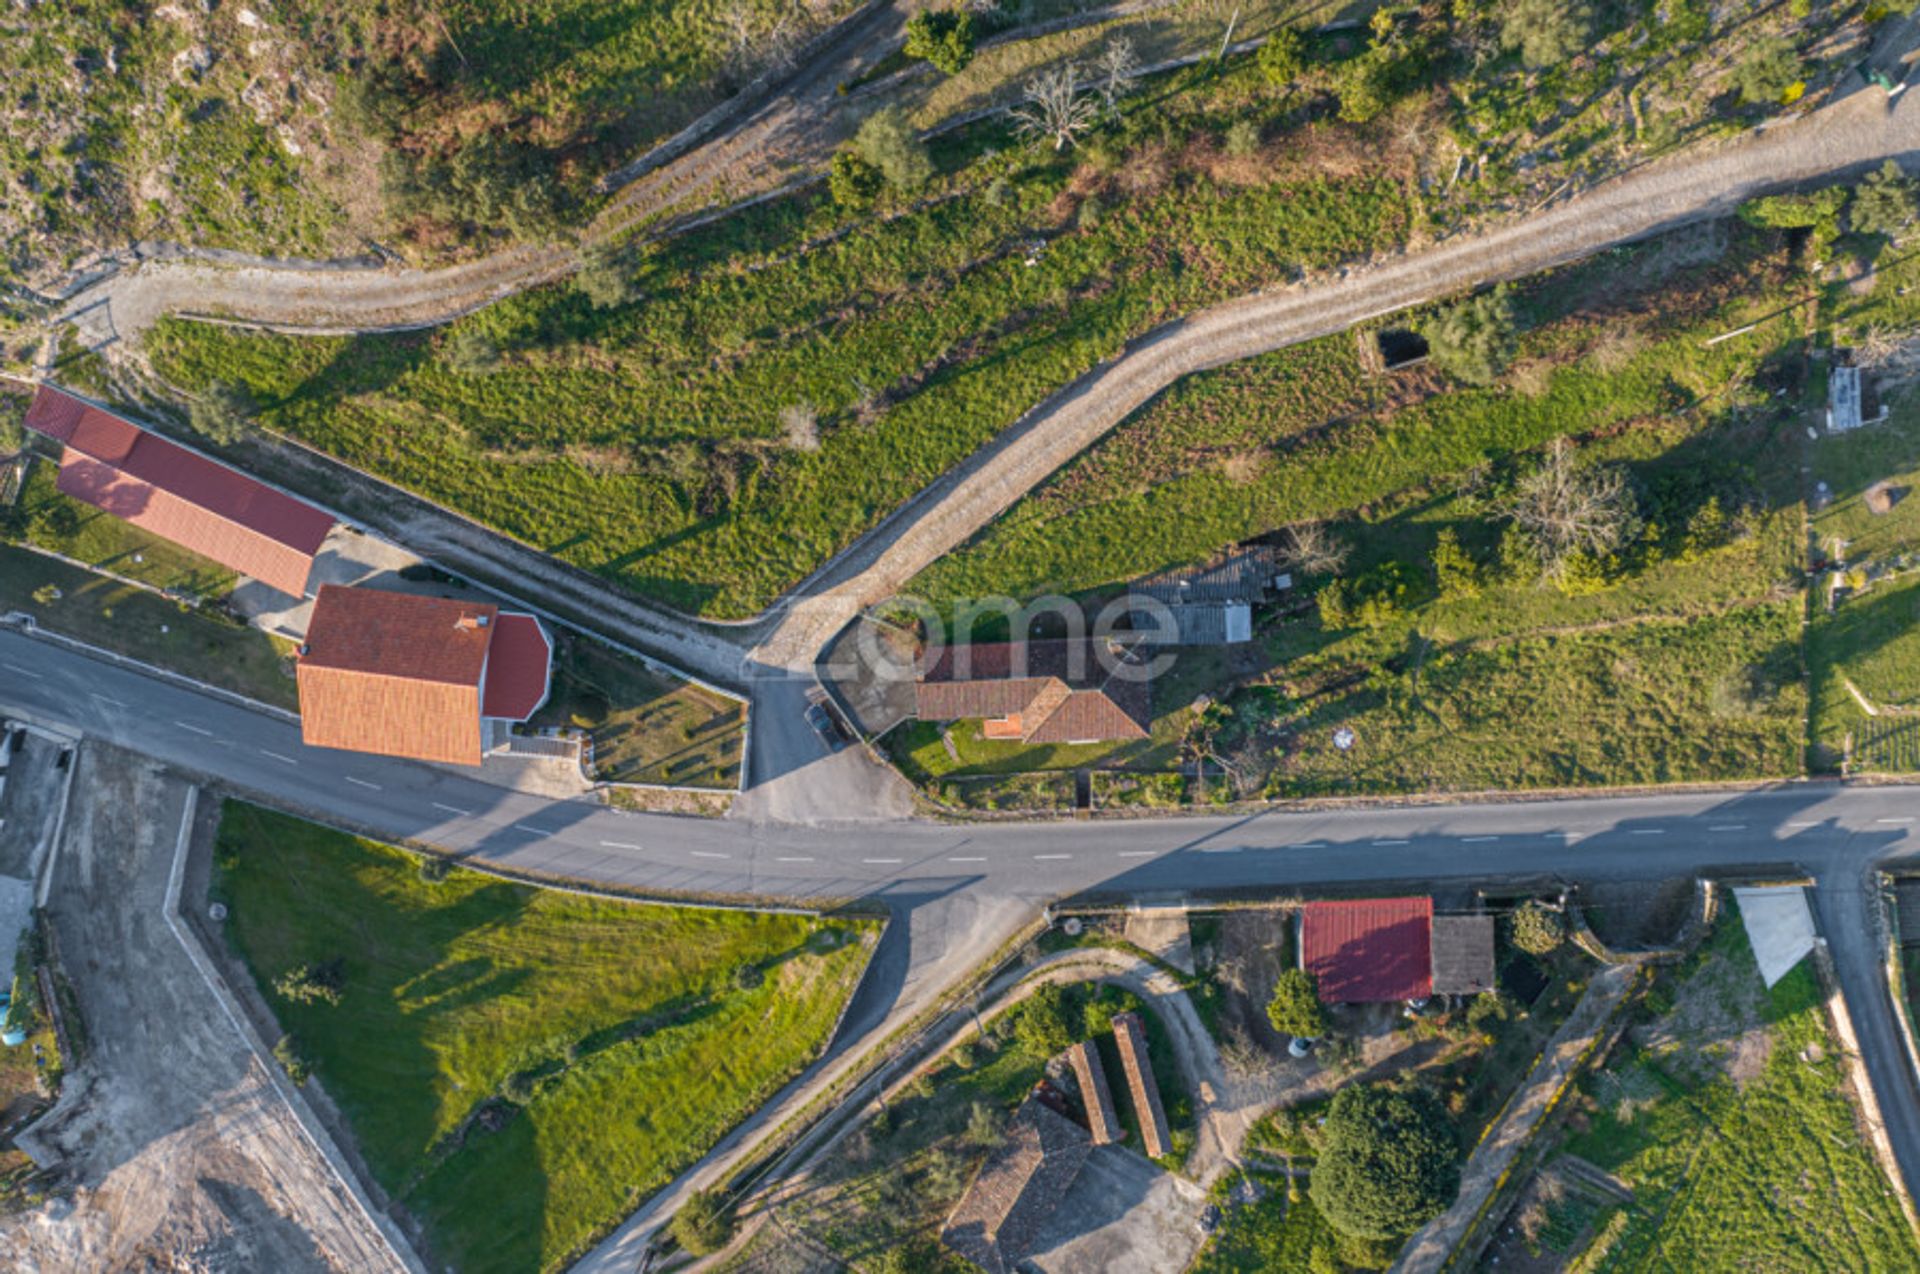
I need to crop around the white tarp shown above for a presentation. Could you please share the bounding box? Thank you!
[1732,885,1817,987]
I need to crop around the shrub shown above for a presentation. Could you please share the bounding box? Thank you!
[671,1188,733,1255]
[1425,286,1517,387]
[1431,527,1480,598]
[1511,900,1564,954]
[1309,1084,1460,1240]
[189,381,255,445]
[1501,0,1593,70]
[574,243,640,309]
[731,963,764,991]
[1853,160,1919,239]
[904,10,977,75]
[446,328,501,376]
[965,1100,1001,1148]
[950,1042,977,1070]
[1504,439,1639,581]
[272,1034,312,1085]
[1336,50,1396,124]
[829,150,885,210]
[1267,968,1330,1038]
[1466,990,1510,1028]
[780,403,820,452]
[417,855,452,884]
[1224,119,1261,158]
[1258,28,1308,87]
[273,959,344,1006]
[1013,982,1075,1058]
[1317,560,1422,630]
[1737,187,1847,236]
[1731,37,1804,106]
[853,107,933,191]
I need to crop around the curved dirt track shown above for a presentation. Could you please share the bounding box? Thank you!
[749,82,1920,666]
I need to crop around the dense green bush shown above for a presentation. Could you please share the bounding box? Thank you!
[1501,0,1593,70]
[1309,1084,1459,1240]
[1852,161,1919,240]
[671,1188,733,1255]
[904,10,978,75]
[1258,28,1308,86]
[1730,37,1804,106]
[853,107,933,191]
[1425,287,1518,387]
[1267,968,1329,1038]
[189,380,255,445]
[1511,900,1564,954]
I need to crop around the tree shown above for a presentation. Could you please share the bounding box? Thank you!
[1736,187,1847,235]
[1277,521,1350,578]
[852,107,932,190]
[1731,37,1804,107]
[829,149,885,210]
[446,327,501,375]
[574,243,640,309]
[671,1188,733,1255]
[1335,49,1396,124]
[1258,28,1307,87]
[1013,982,1075,1058]
[1267,968,1330,1039]
[1503,438,1639,580]
[904,10,977,75]
[1500,0,1593,71]
[189,380,256,445]
[1853,161,1920,240]
[965,1100,1002,1148]
[1425,286,1517,387]
[1511,900,1564,954]
[1310,1084,1460,1240]
[1011,63,1100,152]
[1093,37,1140,120]
[1431,527,1481,598]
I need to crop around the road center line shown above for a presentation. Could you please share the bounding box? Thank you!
[1293,841,1328,849]
[343,776,380,790]
[1785,820,1819,828]
[260,750,297,765]
[690,850,729,859]
[1630,829,1665,836]
[600,840,642,850]
[1200,846,1242,854]
[2,662,42,680]
[776,856,816,863]
[948,856,987,863]
[1461,836,1498,843]
[863,858,903,865]
[1035,853,1072,860]
[514,824,552,836]
[175,721,213,737]
[1877,817,1915,825]
[91,693,127,708]
[1373,839,1409,846]
[1709,824,1744,832]
[1116,850,1156,858]
[431,802,471,816]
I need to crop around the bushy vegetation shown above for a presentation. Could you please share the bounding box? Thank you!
[1310,1084,1459,1241]
[213,803,875,1274]
[1265,967,1328,1038]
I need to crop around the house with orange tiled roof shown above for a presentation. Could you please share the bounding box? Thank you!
[915,639,1152,744]
[22,384,335,599]
[296,585,552,766]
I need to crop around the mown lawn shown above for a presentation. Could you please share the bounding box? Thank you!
[213,804,877,1274]
[0,544,298,709]
[531,636,745,788]
[1190,1178,1340,1274]
[1558,904,1918,1272]
[8,458,239,600]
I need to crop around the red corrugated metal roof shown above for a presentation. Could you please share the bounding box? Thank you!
[28,385,334,598]
[481,613,552,721]
[1301,897,1433,1003]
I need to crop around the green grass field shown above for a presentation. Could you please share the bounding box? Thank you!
[1190,1178,1341,1274]
[532,637,745,787]
[213,804,877,1274]
[7,458,239,599]
[1557,905,1918,1271]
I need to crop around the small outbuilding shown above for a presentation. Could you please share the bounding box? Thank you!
[1300,897,1434,1004]
[1429,914,1496,997]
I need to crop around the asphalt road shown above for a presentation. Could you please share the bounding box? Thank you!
[8,628,1920,1230]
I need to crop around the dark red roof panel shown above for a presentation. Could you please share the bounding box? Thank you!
[481,612,553,721]
[1301,897,1433,1003]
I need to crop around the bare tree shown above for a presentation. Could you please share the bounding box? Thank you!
[1503,438,1639,577]
[779,402,820,451]
[1276,522,1350,577]
[1093,38,1139,121]
[1010,63,1099,152]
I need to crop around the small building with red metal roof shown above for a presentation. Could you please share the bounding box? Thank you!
[1300,897,1434,1004]
[23,385,334,599]
[296,585,552,766]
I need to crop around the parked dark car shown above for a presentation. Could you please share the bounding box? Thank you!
[805,703,847,753]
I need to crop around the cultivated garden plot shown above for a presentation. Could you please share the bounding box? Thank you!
[1479,902,1919,1273]
[530,635,746,788]
[212,803,878,1274]
[135,3,1876,619]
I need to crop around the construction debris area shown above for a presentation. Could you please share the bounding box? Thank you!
[0,745,397,1272]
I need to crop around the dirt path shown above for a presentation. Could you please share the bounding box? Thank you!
[1390,962,1639,1274]
[750,81,1920,668]
[0,748,408,1273]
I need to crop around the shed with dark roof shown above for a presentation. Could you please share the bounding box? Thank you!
[297,585,552,766]
[1430,914,1496,996]
[1063,1039,1121,1146]
[1112,1011,1171,1160]
[24,385,334,598]
[1301,897,1434,1004]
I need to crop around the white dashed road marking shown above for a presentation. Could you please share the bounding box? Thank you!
[2,663,42,680]
[690,851,728,859]
[432,802,471,816]
[863,858,903,865]
[600,840,642,850]
[1709,824,1744,832]
[91,694,127,708]
[1200,846,1242,854]
[1461,836,1498,843]
[1035,854,1072,860]
[261,750,297,765]
[949,856,987,863]
[515,824,552,836]
[1116,850,1156,858]
[175,721,213,737]
[1373,839,1409,846]
[1630,829,1665,836]
[1877,817,1915,825]
[776,856,816,863]
[343,776,380,790]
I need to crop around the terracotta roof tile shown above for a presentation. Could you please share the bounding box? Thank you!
[1302,897,1434,1003]
[1112,1012,1171,1160]
[915,640,1152,744]
[941,1097,1091,1274]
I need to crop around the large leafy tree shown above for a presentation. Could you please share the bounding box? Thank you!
[1310,1084,1461,1240]
[904,10,977,75]
[1853,161,1920,240]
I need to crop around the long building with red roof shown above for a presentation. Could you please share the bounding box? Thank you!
[297,585,552,766]
[23,384,334,598]
[1300,897,1434,1004]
